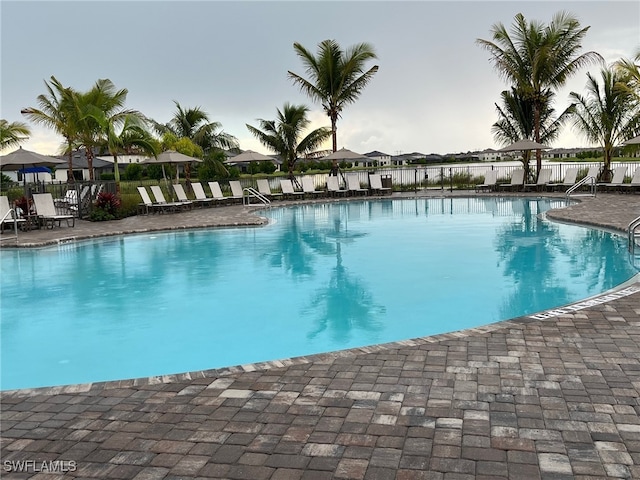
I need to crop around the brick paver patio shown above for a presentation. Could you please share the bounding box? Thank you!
[1,191,640,479]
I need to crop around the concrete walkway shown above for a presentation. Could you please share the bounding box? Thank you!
[2,192,640,479]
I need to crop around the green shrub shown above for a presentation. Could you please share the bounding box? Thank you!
[123,163,143,181]
[100,173,115,181]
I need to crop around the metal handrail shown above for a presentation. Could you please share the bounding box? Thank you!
[243,187,271,207]
[566,175,596,198]
[1,208,20,237]
[628,215,640,254]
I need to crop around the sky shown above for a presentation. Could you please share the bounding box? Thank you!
[1,0,638,158]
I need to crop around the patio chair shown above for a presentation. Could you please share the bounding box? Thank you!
[257,178,282,200]
[475,169,498,193]
[548,167,578,191]
[32,193,75,228]
[369,173,392,195]
[598,166,627,191]
[497,168,524,191]
[173,183,206,208]
[280,179,304,200]
[347,174,368,196]
[327,176,348,197]
[191,182,217,206]
[208,181,231,205]
[301,177,323,198]
[137,186,166,214]
[619,167,640,193]
[150,185,192,211]
[229,181,244,203]
[523,168,552,192]
[0,195,26,232]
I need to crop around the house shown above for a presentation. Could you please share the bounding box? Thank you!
[364,150,392,167]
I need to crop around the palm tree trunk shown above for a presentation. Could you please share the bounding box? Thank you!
[112,154,121,193]
[533,102,542,175]
[67,146,74,184]
[87,149,94,181]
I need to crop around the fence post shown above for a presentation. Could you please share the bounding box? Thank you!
[449,167,453,192]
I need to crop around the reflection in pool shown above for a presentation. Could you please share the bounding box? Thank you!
[1,197,636,390]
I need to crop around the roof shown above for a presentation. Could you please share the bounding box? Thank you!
[364,150,390,157]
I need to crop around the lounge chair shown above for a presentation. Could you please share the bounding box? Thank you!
[548,167,578,191]
[347,174,368,196]
[32,193,75,228]
[475,170,498,193]
[257,179,282,200]
[369,174,392,195]
[598,166,627,191]
[137,186,166,214]
[619,167,640,193]
[302,177,323,198]
[191,182,217,206]
[280,179,304,200]
[327,176,348,197]
[150,185,191,211]
[208,181,231,205]
[523,168,552,192]
[229,181,244,203]
[0,195,26,232]
[497,168,524,191]
[173,183,207,208]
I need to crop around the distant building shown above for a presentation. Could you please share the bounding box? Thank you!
[364,150,391,167]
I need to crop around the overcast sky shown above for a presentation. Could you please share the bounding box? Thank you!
[1,1,638,157]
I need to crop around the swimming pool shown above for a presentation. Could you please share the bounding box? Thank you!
[1,197,637,390]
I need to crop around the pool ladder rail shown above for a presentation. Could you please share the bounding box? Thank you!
[565,175,597,198]
[243,187,271,207]
[628,215,640,269]
[0,207,20,243]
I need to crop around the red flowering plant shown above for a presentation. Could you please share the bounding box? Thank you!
[90,192,121,221]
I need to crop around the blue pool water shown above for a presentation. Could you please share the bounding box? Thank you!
[1,197,637,391]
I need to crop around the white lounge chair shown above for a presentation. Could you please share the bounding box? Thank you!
[549,167,579,191]
[280,179,304,199]
[619,167,640,193]
[0,195,26,232]
[32,193,75,228]
[257,178,282,200]
[302,177,323,198]
[229,181,244,203]
[347,174,368,196]
[191,182,217,206]
[137,186,165,214]
[598,166,627,191]
[497,168,524,191]
[475,170,497,192]
[523,168,552,191]
[208,181,230,204]
[327,176,348,197]
[150,185,191,211]
[173,184,204,208]
[369,173,392,195]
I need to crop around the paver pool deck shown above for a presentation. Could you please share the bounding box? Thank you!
[2,191,640,479]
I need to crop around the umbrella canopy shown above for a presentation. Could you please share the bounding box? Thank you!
[225,150,276,164]
[0,147,66,170]
[18,166,52,174]
[141,150,203,164]
[497,139,551,152]
[322,147,367,161]
[622,134,640,146]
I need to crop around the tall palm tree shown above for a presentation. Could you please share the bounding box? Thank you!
[92,113,158,189]
[0,120,31,151]
[153,101,239,152]
[569,68,640,180]
[73,79,135,181]
[477,11,602,174]
[246,103,331,180]
[492,87,573,181]
[614,49,640,102]
[21,76,78,182]
[288,39,378,157]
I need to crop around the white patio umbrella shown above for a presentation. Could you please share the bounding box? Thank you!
[141,150,202,182]
[497,139,551,152]
[225,150,276,164]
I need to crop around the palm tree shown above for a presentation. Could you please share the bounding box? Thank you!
[246,103,331,180]
[492,87,573,181]
[569,68,640,180]
[21,76,78,182]
[288,39,378,158]
[614,49,640,102]
[93,113,158,190]
[0,120,30,151]
[477,11,602,174]
[153,101,239,152]
[73,79,136,181]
